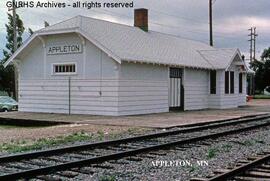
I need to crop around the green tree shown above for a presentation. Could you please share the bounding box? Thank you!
[251,47,270,92]
[0,13,25,97]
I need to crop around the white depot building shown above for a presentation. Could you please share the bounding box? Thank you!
[5,9,249,116]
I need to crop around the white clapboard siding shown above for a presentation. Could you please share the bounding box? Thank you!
[19,107,68,114]
[19,95,119,102]
[19,86,119,92]
[118,100,168,107]
[117,63,169,115]
[208,69,247,109]
[69,110,119,116]
[118,80,169,115]
[19,79,120,115]
[20,80,119,87]
[20,99,119,107]
[184,68,208,110]
[220,96,240,108]
[118,95,168,101]
[208,95,221,108]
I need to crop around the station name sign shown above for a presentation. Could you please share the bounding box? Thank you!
[47,44,83,55]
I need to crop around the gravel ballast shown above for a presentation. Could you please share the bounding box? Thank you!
[72,126,270,181]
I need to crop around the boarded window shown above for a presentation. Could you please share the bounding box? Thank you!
[230,71,234,94]
[53,64,76,74]
[225,71,229,94]
[210,70,216,94]
[239,73,243,93]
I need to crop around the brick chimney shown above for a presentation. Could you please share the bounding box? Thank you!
[134,8,148,32]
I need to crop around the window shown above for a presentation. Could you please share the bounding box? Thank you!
[53,63,76,74]
[230,72,234,94]
[225,71,235,94]
[239,73,243,94]
[210,70,216,94]
[225,71,229,94]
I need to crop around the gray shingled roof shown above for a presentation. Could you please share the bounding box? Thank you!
[198,48,239,69]
[7,15,242,70]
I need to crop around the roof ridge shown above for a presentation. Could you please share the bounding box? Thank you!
[79,15,212,46]
[80,15,137,30]
[198,48,238,52]
[37,16,81,32]
[37,14,214,48]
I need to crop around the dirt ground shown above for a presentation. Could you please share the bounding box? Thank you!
[0,124,149,144]
[0,99,269,144]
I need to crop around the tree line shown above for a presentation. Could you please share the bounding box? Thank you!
[0,13,32,97]
[251,48,270,93]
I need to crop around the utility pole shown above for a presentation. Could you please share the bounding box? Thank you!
[248,27,258,62]
[209,0,213,46]
[247,27,258,96]
[248,27,253,62]
[253,27,258,60]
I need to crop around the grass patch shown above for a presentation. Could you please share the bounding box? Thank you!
[243,140,254,146]
[0,131,93,153]
[0,128,150,154]
[254,95,270,99]
[189,165,197,173]
[97,130,105,141]
[243,139,265,146]
[221,144,232,152]
[254,139,265,144]
[0,125,22,129]
[207,147,219,159]
[0,125,48,129]
[231,139,264,147]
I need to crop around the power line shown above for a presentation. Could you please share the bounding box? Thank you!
[66,0,245,36]
[95,8,247,38]
[151,9,209,25]
[151,6,248,33]
[65,0,248,38]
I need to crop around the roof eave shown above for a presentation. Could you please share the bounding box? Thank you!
[122,59,215,70]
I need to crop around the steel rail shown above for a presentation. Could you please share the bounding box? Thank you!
[1,117,270,180]
[207,153,270,181]
[0,114,269,164]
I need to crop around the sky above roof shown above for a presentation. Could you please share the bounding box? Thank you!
[0,0,269,61]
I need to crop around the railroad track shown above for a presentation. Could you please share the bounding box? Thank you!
[0,114,270,180]
[192,151,270,181]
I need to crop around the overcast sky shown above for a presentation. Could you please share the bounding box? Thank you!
[0,0,269,61]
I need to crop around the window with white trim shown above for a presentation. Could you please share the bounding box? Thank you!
[239,73,243,94]
[224,71,235,94]
[53,63,76,74]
